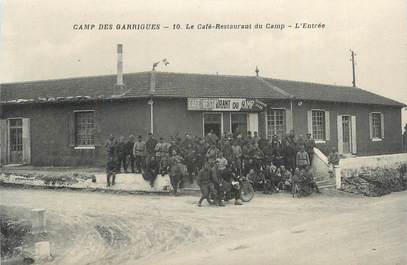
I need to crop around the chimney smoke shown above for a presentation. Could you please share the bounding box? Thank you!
[117,44,124,86]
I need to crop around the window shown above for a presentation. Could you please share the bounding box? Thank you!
[9,119,23,152]
[267,109,285,139]
[231,113,247,137]
[370,112,383,139]
[312,110,326,141]
[75,111,95,146]
[203,113,222,138]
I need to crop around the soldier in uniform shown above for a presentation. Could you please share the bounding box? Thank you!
[231,140,243,175]
[221,138,234,164]
[115,136,127,173]
[197,162,213,207]
[144,155,160,188]
[284,132,297,172]
[304,133,316,164]
[145,132,158,167]
[206,144,220,164]
[270,134,283,167]
[185,143,198,184]
[133,135,146,173]
[211,161,225,207]
[106,156,117,187]
[124,135,135,173]
[168,150,184,195]
[296,144,310,170]
[105,135,118,187]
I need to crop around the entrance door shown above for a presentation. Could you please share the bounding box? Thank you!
[231,113,247,137]
[342,116,351,154]
[337,115,357,155]
[9,119,23,163]
[203,113,222,138]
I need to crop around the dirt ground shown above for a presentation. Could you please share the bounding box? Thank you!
[0,187,406,265]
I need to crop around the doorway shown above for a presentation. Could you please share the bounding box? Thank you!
[337,115,357,155]
[342,116,351,154]
[203,113,222,138]
[9,119,23,163]
[231,113,247,137]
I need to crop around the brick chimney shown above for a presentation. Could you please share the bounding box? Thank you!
[116,44,124,87]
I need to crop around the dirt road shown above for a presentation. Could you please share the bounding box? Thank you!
[0,187,406,265]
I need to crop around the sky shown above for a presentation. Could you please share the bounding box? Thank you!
[0,0,406,127]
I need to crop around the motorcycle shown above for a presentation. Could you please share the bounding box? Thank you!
[209,174,255,203]
[232,174,255,202]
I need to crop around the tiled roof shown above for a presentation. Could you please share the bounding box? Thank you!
[126,72,289,99]
[1,71,404,107]
[1,72,151,104]
[264,78,405,107]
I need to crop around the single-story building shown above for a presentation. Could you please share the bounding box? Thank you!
[0,67,405,166]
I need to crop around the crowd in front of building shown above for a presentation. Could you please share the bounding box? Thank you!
[104,129,342,206]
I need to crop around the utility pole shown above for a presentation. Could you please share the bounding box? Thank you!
[350,50,356,87]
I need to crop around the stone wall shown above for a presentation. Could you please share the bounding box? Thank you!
[338,153,407,196]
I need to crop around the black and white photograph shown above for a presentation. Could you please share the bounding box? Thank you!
[0,0,406,264]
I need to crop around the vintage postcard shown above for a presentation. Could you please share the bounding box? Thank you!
[0,1,406,264]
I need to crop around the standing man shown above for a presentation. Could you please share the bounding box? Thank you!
[105,135,118,187]
[168,150,184,195]
[304,133,316,165]
[124,135,135,173]
[133,135,146,173]
[206,130,219,147]
[296,144,310,170]
[145,132,158,167]
[285,131,297,172]
[116,136,127,173]
[231,140,243,175]
[197,162,213,207]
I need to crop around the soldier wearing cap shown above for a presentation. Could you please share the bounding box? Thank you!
[133,135,146,173]
[304,133,316,164]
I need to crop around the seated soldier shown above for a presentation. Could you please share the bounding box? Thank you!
[303,166,320,193]
[279,165,292,191]
[263,161,278,194]
[246,169,257,184]
[221,167,243,205]
[144,155,160,188]
[244,158,257,176]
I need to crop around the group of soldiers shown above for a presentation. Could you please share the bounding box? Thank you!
[104,129,321,201]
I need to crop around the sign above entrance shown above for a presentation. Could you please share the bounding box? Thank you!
[187,98,266,112]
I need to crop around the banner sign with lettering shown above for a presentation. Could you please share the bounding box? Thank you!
[187,98,267,112]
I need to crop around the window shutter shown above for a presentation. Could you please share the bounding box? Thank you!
[66,112,75,147]
[285,109,293,133]
[337,115,343,154]
[380,113,384,139]
[307,110,312,135]
[351,115,357,154]
[22,118,31,164]
[325,111,330,141]
[0,119,8,164]
[368,113,372,139]
[94,111,102,146]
